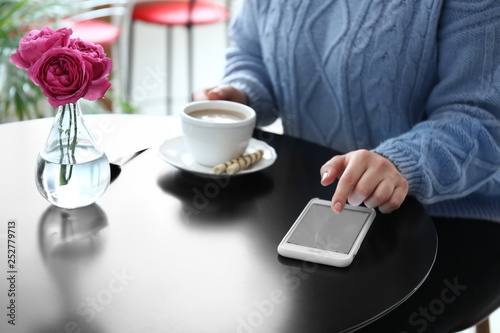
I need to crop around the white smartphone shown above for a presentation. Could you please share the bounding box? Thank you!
[277,198,376,267]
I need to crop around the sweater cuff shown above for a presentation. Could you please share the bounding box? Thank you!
[221,76,278,127]
[373,140,431,203]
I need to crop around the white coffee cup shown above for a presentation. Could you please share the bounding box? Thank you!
[181,100,256,167]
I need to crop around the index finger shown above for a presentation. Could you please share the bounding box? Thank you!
[331,160,367,213]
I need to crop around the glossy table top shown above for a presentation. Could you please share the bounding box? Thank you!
[0,115,437,333]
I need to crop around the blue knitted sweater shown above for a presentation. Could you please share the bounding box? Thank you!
[221,0,500,221]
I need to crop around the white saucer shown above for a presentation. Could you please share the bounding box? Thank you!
[157,136,277,177]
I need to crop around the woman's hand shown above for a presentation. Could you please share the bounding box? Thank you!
[320,150,408,214]
[192,84,248,105]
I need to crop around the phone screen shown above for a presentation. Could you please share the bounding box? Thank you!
[286,204,370,254]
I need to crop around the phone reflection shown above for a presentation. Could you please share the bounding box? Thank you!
[36,204,108,333]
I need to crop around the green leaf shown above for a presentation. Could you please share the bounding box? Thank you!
[0,1,28,29]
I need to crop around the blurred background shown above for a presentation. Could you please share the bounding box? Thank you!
[0,0,239,123]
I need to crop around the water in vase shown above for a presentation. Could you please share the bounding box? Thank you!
[36,145,110,209]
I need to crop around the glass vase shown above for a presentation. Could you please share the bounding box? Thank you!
[35,101,110,209]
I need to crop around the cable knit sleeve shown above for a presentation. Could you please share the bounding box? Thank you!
[374,0,500,204]
[220,1,278,127]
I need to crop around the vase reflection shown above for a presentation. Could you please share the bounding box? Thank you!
[36,204,109,333]
[39,203,108,265]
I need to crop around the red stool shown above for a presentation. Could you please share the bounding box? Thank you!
[66,2,129,47]
[128,0,229,114]
[70,18,121,47]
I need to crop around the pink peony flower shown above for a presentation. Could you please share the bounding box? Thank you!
[10,26,112,107]
[28,47,93,108]
[10,27,72,70]
[69,38,112,81]
[68,38,112,101]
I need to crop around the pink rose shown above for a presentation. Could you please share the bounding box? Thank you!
[68,38,112,101]
[69,38,112,80]
[28,47,93,108]
[10,27,72,70]
[11,26,112,107]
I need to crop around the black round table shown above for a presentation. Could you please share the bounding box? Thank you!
[0,115,437,333]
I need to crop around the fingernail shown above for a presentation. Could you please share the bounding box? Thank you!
[321,172,328,183]
[348,193,364,206]
[332,202,342,214]
[211,87,224,98]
